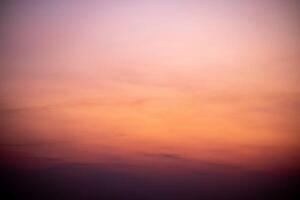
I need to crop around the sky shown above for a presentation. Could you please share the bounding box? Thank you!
[0,1,300,199]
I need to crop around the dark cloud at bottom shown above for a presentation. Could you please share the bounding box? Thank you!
[0,160,299,200]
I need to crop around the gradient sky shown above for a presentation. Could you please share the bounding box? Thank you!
[1,0,300,178]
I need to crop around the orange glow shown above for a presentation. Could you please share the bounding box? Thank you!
[1,0,299,176]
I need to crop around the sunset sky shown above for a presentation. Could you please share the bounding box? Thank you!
[0,1,300,199]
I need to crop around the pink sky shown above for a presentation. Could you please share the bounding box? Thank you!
[1,0,299,173]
